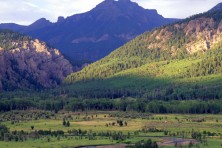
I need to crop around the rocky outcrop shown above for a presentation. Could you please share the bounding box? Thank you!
[146,17,222,54]
[0,39,73,90]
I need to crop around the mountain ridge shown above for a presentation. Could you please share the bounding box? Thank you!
[0,0,178,66]
[209,2,222,12]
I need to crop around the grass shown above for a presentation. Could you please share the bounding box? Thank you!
[151,114,222,133]
[1,111,222,147]
[3,113,144,133]
[0,137,115,148]
[3,112,222,133]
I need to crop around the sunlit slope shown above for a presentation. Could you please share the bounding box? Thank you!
[62,10,222,99]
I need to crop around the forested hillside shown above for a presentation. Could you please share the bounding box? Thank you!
[63,9,222,100]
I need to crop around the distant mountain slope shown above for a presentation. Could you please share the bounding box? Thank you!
[209,2,222,12]
[0,30,74,91]
[62,7,222,99]
[0,0,178,65]
[0,23,26,31]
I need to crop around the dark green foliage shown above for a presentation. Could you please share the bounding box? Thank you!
[0,110,55,122]
[192,131,202,141]
[128,139,158,148]
[63,119,70,127]
[0,29,31,50]
[37,130,64,136]
[184,47,222,77]
[1,97,222,114]
[117,120,123,127]
[63,119,66,126]
[142,127,164,133]
[174,9,222,26]
[0,129,65,142]
[0,124,9,141]
[67,121,70,127]
[0,98,36,112]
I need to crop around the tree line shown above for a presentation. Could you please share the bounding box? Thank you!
[1,97,222,114]
[0,29,32,50]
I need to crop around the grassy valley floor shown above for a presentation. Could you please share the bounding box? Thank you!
[0,111,222,147]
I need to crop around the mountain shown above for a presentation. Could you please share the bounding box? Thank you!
[63,7,222,99]
[209,2,222,12]
[0,29,74,91]
[24,18,53,31]
[0,0,178,66]
[0,23,26,31]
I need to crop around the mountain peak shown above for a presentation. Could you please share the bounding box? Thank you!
[30,18,51,26]
[34,18,50,23]
[99,0,115,6]
[95,0,137,8]
[209,2,222,12]
[57,16,65,23]
[104,0,115,3]
[118,0,131,3]
[28,18,52,29]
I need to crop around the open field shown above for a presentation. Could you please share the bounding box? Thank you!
[0,110,222,148]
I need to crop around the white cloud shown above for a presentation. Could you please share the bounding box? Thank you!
[42,0,103,22]
[0,0,221,25]
[135,0,221,18]
[0,0,52,25]
[23,1,39,8]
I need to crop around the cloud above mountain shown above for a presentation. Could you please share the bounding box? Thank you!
[0,0,221,25]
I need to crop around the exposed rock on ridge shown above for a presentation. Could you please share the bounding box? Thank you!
[0,38,73,90]
[147,17,222,54]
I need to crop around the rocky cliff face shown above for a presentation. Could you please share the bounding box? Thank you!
[146,16,222,54]
[0,33,73,90]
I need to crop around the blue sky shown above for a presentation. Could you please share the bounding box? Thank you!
[0,0,221,25]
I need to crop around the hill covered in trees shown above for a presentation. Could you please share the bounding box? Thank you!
[63,8,222,100]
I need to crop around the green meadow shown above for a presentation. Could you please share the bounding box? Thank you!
[0,111,222,148]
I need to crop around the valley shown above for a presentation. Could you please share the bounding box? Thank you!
[0,110,222,148]
[0,0,222,148]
